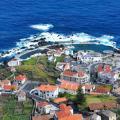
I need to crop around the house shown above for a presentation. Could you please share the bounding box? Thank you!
[0,80,17,93]
[56,114,83,120]
[64,48,73,56]
[83,84,95,94]
[54,104,83,120]
[77,51,102,63]
[7,58,21,67]
[17,91,26,102]
[15,74,27,84]
[95,86,111,95]
[88,102,117,111]
[100,110,116,120]
[53,97,68,104]
[36,101,59,114]
[54,104,73,120]
[2,80,11,86]
[56,62,70,72]
[3,85,17,93]
[30,84,59,100]
[32,115,53,120]
[54,103,83,120]
[59,80,85,95]
[60,70,89,84]
[97,64,118,84]
[90,113,101,120]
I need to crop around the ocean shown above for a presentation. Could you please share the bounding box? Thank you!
[0,0,120,52]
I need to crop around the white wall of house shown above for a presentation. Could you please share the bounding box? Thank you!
[44,104,59,114]
[37,88,59,100]
[18,95,26,102]
[8,60,21,67]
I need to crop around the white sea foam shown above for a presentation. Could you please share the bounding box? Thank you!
[40,32,116,48]
[30,24,54,31]
[16,31,116,49]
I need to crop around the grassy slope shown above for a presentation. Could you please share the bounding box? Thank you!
[16,55,63,84]
[85,94,116,104]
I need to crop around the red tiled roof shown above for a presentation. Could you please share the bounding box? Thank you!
[104,65,111,73]
[59,80,80,91]
[15,75,27,81]
[56,111,71,119]
[63,71,77,77]
[83,84,95,90]
[59,114,83,120]
[54,97,68,104]
[63,70,85,77]
[59,104,72,111]
[3,85,12,91]
[89,102,117,111]
[78,71,85,77]
[36,101,48,107]
[97,64,103,72]
[89,103,104,110]
[32,115,53,120]
[95,86,110,93]
[37,84,58,92]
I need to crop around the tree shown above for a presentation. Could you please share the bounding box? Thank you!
[76,87,86,105]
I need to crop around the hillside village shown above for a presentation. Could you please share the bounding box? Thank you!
[0,45,120,120]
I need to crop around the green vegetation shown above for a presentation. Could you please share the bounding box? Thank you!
[0,65,12,80]
[58,93,76,101]
[16,55,64,84]
[75,87,86,105]
[0,95,33,120]
[85,94,116,104]
[55,55,65,63]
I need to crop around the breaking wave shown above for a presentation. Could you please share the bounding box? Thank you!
[30,24,54,31]
[40,32,116,48]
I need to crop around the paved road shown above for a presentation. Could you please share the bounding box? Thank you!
[19,81,40,93]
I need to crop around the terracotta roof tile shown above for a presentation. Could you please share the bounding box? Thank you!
[3,85,12,91]
[15,75,27,81]
[54,97,68,103]
[59,80,80,91]
[59,104,72,111]
[95,86,110,93]
[83,84,95,90]
[36,101,48,107]
[89,102,117,110]
[32,115,53,120]
[56,110,71,119]
[37,84,58,92]
[59,114,82,120]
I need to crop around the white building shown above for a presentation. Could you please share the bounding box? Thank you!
[30,84,59,100]
[17,91,26,102]
[7,58,21,67]
[59,80,85,95]
[77,51,102,63]
[60,70,90,84]
[36,101,59,114]
[90,113,101,120]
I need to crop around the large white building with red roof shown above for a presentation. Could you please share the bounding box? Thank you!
[60,70,89,84]
[59,80,85,95]
[97,64,119,84]
[30,84,59,100]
